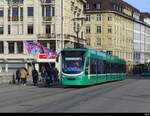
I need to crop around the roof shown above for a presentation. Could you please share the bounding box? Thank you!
[85,0,140,13]
[140,12,150,21]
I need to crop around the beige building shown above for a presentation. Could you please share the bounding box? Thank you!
[0,0,86,72]
[84,0,141,71]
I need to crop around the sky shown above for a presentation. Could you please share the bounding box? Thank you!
[123,0,150,12]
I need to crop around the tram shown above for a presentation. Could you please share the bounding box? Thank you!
[141,63,150,76]
[60,48,127,86]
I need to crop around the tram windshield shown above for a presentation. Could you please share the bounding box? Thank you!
[62,51,85,74]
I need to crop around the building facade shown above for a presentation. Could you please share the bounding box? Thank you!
[84,0,137,71]
[0,0,86,72]
[84,0,150,71]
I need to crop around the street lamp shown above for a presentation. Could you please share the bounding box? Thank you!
[73,17,85,48]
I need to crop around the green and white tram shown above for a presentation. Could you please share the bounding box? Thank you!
[60,48,127,86]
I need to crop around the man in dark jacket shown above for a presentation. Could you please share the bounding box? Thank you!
[54,67,59,83]
[16,68,20,84]
[32,68,39,86]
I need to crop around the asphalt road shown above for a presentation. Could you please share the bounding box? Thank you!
[0,75,150,113]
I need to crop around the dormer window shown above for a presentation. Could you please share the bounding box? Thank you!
[96,3,101,9]
[86,3,90,9]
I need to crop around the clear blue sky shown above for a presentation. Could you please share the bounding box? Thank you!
[123,0,150,12]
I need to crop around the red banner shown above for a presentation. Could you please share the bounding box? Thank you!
[38,54,56,62]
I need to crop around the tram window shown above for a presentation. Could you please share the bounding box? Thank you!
[122,64,126,73]
[85,58,90,74]
[116,63,119,73]
[90,58,97,74]
[90,58,94,74]
[105,61,111,73]
[111,63,115,73]
[114,63,117,73]
[104,60,107,74]
[98,59,104,74]
[110,62,112,73]
[115,63,119,73]
[119,64,122,73]
[124,65,126,73]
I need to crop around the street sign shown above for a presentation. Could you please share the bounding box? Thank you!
[37,54,56,62]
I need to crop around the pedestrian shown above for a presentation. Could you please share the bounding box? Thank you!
[16,68,20,84]
[45,66,52,86]
[54,67,59,84]
[50,67,55,85]
[20,67,29,86]
[32,67,39,86]
[12,73,16,84]
[41,65,47,83]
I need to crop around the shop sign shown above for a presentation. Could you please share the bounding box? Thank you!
[37,54,56,62]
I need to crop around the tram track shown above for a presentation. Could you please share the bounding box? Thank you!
[0,85,75,110]
[0,76,141,112]
[27,78,141,112]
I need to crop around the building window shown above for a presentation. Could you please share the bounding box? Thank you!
[17,42,23,53]
[8,42,15,54]
[81,31,83,39]
[28,24,34,34]
[97,26,101,33]
[46,25,51,34]
[52,7,55,16]
[87,38,91,46]
[8,25,11,34]
[97,14,101,21]
[86,3,90,9]
[108,26,112,33]
[42,6,55,17]
[96,3,101,9]
[85,15,90,21]
[86,26,91,34]
[20,7,23,16]
[46,6,51,16]
[12,7,18,16]
[8,8,10,17]
[113,4,116,10]
[0,42,4,54]
[108,16,112,21]
[0,26,3,34]
[44,6,51,16]
[0,10,3,17]
[96,38,101,46]
[28,7,34,16]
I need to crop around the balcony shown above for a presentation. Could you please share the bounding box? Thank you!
[37,33,56,38]
[7,0,24,5]
[43,16,52,22]
[41,0,55,6]
[8,16,23,21]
